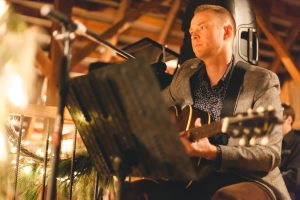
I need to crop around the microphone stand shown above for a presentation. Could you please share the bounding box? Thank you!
[42,7,136,200]
[47,24,73,200]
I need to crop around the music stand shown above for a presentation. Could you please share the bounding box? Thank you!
[66,55,199,183]
[89,38,179,89]
[122,37,179,63]
[89,37,179,71]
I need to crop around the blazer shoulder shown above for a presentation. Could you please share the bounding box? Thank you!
[237,61,278,81]
[180,58,203,70]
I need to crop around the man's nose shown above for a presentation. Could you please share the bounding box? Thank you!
[191,32,200,40]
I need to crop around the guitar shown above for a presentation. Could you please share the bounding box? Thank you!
[169,105,282,187]
[170,105,282,146]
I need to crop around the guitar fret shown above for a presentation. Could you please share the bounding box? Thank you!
[189,122,223,140]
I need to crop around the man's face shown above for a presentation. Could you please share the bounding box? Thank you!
[189,11,225,60]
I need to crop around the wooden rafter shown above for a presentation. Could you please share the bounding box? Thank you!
[270,1,300,27]
[158,0,181,44]
[71,0,162,68]
[271,26,300,72]
[35,46,52,77]
[256,12,300,87]
[11,0,183,58]
[9,104,72,120]
[100,0,132,62]
[281,0,300,8]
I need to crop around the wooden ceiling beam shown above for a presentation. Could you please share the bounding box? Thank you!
[256,12,300,87]
[9,104,72,120]
[70,0,162,68]
[271,26,300,72]
[270,1,300,27]
[158,0,181,44]
[99,0,132,62]
[35,46,52,77]
[281,0,300,7]
[11,1,41,18]
[114,0,131,24]
[12,0,183,43]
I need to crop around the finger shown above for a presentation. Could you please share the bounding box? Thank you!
[179,137,194,156]
[178,131,188,138]
[194,118,202,127]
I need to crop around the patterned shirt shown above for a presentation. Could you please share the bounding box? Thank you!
[190,59,234,146]
[190,59,234,121]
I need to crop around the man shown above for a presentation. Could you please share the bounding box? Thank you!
[161,4,290,200]
[280,103,300,199]
[123,4,289,200]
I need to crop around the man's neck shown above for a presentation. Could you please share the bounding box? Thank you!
[283,126,293,136]
[203,52,232,86]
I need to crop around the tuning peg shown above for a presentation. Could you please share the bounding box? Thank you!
[247,108,253,115]
[260,136,269,146]
[254,127,262,135]
[239,137,246,146]
[267,105,274,111]
[243,128,250,135]
[249,137,257,146]
[256,107,265,116]
[232,129,240,137]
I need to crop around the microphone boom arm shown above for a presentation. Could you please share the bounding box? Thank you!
[41,5,135,60]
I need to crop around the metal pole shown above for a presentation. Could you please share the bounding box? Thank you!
[13,115,24,200]
[69,128,77,200]
[94,172,100,200]
[41,118,52,200]
[47,26,72,200]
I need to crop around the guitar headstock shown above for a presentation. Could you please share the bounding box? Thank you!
[222,106,282,146]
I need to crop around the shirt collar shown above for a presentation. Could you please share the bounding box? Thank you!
[220,55,234,82]
[200,55,234,86]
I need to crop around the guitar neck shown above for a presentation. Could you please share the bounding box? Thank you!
[188,121,223,140]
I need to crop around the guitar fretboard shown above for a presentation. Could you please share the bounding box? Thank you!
[188,121,223,140]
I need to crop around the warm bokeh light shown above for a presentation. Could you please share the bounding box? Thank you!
[0,0,8,19]
[0,130,7,162]
[5,72,28,108]
[0,6,37,193]
[61,139,74,155]
[22,166,32,175]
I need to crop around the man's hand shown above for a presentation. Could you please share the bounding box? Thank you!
[179,118,217,160]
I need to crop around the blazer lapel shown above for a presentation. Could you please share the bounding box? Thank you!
[176,59,203,106]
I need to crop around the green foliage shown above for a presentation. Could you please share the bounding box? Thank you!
[7,154,114,199]
[5,114,114,199]
[7,163,42,200]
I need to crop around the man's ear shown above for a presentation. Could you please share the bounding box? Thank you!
[223,24,234,40]
[286,115,293,125]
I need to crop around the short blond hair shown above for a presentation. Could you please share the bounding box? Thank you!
[194,4,236,35]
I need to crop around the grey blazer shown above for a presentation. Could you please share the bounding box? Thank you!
[162,58,290,200]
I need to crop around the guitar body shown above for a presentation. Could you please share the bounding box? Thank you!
[169,105,211,133]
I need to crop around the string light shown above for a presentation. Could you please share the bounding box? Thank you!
[22,166,32,175]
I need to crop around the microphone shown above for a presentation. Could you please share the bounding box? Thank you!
[40,5,86,33]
